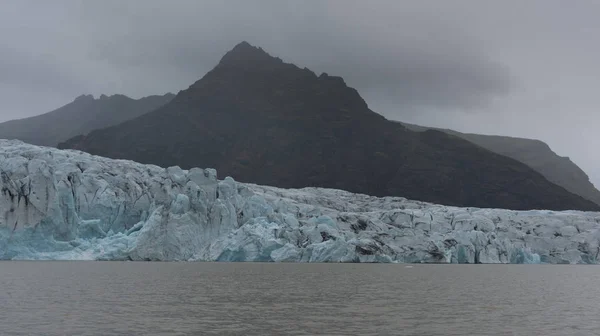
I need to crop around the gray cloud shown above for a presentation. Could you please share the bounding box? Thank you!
[0,47,84,93]
[70,0,512,111]
[1,0,600,186]
[0,0,512,114]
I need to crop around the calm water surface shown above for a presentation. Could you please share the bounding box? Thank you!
[0,262,597,335]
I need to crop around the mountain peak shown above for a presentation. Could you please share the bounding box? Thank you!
[74,94,94,102]
[232,40,254,51]
[218,41,283,68]
[57,42,600,212]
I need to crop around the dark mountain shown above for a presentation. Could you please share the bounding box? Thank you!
[59,42,599,211]
[0,93,175,146]
[401,121,600,206]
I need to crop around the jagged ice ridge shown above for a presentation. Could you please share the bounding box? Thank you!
[2,140,600,263]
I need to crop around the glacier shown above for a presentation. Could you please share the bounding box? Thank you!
[1,139,600,264]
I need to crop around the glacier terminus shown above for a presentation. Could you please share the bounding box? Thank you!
[1,139,600,264]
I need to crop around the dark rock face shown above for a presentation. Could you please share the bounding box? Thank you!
[401,122,600,206]
[0,93,175,147]
[59,42,599,211]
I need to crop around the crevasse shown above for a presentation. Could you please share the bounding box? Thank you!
[1,139,599,264]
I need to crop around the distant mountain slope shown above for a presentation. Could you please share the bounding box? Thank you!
[59,42,599,211]
[400,122,600,206]
[0,93,175,146]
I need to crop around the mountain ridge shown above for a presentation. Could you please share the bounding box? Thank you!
[58,41,599,211]
[0,93,175,146]
[399,121,600,206]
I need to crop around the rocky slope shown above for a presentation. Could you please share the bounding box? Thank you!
[401,122,600,206]
[2,140,600,263]
[0,93,174,146]
[59,42,599,211]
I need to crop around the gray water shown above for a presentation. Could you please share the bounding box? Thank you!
[0,262,597,336]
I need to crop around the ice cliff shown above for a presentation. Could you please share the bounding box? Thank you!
[2,139,600,263]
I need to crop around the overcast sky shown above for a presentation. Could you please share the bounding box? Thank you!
[1,0,600,186]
